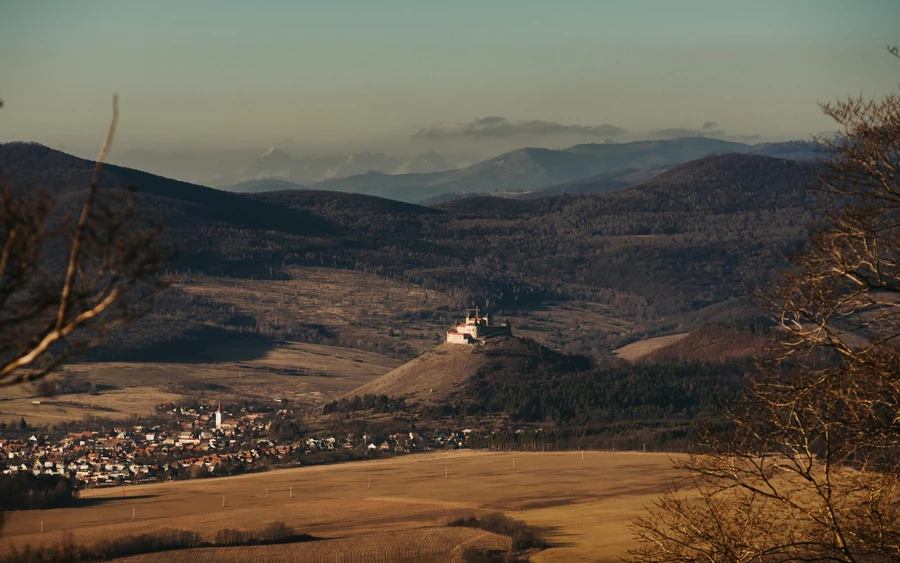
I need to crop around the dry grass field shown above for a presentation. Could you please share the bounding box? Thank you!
[1,451,682,562]
[176,267,459,356]
[0,341,401,425]
[0,267,634,427]
[177,267,634,357]
[113,528,511,563]
[613,333,690,362]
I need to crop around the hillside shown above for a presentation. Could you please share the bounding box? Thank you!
[305,170,454,202]
[0,142,333,242]
[0,143,820,361]
[617,152,817,212]
[336,332,747,447]
[345,335,570,405]
[228,178,307,193]
[1,452,682,563]
[639,325,769,364]
[519,167,662,199]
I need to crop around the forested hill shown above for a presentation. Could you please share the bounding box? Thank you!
[0,142,336,275]
[329,333,749,449]
[300,138,821,203]
[0,142,333,238]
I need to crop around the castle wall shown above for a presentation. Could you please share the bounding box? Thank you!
[447,332,471,345]
[447,311,511,345]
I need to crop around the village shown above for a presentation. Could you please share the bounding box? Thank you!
[0,401,478,488]
[0,309,541,490]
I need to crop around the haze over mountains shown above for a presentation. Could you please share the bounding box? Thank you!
[220,137,824,203]
[211,148,466,189]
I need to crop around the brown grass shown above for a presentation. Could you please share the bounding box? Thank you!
[1,451,681,563]
[613,333,690,362]
[176,267,458,356]
[0,341,401,425]
[346,340,497,403]
[111,528,509,563]
[639,325,767,363]
[0,267,638,425]
[177,267,633,357]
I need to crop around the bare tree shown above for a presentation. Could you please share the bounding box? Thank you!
[629,50,900,563]
[0,95,163,388]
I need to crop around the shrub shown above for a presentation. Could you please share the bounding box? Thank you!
[1,529,202,563]
[448,512,546,551]
[1,524,317,563]
[215,521,315,546]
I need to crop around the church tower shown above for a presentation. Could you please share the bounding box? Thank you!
[215,402,223,429]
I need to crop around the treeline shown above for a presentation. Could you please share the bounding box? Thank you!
[413,361,749,449]
[2,521,317,563]
[460,361,747,425]
[0,474,80,511]
[323,394,408,415]
[448,513,546,551]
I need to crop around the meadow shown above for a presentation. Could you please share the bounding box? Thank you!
[1,450,682,562]
[174,267,637,359]
[0,341,401,426]
[612,333,690,362]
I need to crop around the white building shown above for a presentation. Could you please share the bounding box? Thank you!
[446,307,511,344]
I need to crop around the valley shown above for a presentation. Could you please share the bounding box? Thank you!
[0,140,815,561]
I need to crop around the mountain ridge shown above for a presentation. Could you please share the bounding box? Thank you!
[295,138,821,203]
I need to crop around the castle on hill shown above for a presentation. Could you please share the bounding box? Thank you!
[447,307,511,345]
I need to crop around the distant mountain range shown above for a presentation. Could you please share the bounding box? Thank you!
[228,178,307,193]
[211,149,462,189]
[222,138,824,203]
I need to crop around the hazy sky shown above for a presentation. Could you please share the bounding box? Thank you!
[1,1,898,155]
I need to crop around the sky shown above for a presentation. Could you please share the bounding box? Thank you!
[1,0,899,163]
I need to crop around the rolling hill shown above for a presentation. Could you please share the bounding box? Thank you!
[301,137,824,204]
[302,137,756,203]
[0,142,333,240]
[334,330,748,446]
[516,167,661,199]
[228,178,308,193]
[344,335,572,405]
[308,170,454,201]
[213,148,463,189]
[638,325,768,364]
[0,143,820,362]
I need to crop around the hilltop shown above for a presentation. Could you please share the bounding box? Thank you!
[344,335,576,405]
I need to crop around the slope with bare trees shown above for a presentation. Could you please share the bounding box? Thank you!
[630,49,900,563]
